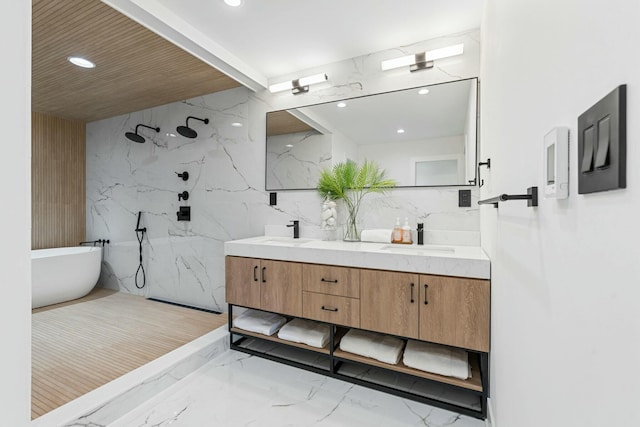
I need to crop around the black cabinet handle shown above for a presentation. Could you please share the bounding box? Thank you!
[261,266,266,283]
[321,306,338,312]
[253,266,258,282]
[410,283,415,303]
[321,278,338,283]
[424,284,429,305]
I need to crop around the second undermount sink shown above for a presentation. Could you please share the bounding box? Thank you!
[380,244,455,254]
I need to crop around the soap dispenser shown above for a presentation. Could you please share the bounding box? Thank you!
[402,217,413,244]
[392,217,403,243]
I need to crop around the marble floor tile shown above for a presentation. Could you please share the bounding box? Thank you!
[110,348,485,427]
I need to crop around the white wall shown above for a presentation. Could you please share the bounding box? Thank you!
[0,2,31,426]
[480,1,640,426]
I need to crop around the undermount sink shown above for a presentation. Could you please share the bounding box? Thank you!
[258,237,314,246]
[380,244,455,254]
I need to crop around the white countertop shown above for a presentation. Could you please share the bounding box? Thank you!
[224,236,490,279]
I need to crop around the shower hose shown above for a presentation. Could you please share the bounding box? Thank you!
[135,211,146,289]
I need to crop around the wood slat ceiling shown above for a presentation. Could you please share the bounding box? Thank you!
[32,0,242,123]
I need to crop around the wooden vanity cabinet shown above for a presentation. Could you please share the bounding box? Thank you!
[225,256,303,317]
[302,264,361,327]
[226,255,491,420]
[360,269,490,353]
[419,275,490,352]
[360,269,420,339]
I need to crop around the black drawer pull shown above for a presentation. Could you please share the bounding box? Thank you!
[261,266,266,283]
[424,284,429,305]
[253,266,258,282]
[410,282,415,303]
[321,278,338,283]
[321,306,338,312]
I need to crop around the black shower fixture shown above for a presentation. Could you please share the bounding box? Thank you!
[125,124,160,143]
[177,116,209,138]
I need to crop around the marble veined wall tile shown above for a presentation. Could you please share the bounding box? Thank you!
[86,29,481,311]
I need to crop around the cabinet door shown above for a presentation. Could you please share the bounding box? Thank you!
[260,259,303,317]
[419,275,490,352]
[360,269,420,339]
[225,256,261,309]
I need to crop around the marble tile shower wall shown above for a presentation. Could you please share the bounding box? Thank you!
[86,29,481,312]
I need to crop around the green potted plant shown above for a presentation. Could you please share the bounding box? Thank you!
[317,159,397,241]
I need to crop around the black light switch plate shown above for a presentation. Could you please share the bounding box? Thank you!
[269,192,277,206]
[459,189,471,207]
[578,85,626,194]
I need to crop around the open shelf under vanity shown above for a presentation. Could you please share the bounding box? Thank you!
[228,305,488,419]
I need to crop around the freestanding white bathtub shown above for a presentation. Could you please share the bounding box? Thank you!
[31,246,102,309]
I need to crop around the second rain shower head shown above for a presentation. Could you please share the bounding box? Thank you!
[125,124,160,143]
[177,116,209,138]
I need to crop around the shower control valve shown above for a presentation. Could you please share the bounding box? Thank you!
[178,191,189,201]
[176,171,189,181]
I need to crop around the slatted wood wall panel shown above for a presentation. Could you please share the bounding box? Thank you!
[32,0,241,122]
[31,112,86,249]
[32,288,227,419]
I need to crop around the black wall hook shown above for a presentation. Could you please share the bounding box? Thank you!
[176,171,189,181]
[478,158,491,187]
[178,191,189,201]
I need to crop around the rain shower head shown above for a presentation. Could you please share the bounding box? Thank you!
[125,124,160,143]
[177,116,209,138]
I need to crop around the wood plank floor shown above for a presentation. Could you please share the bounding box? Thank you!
[31,288,227,419]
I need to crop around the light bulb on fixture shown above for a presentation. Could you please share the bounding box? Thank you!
[269,73,328,95]
[381,43,464,72]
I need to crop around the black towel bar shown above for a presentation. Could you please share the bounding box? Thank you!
[478,186,538,208]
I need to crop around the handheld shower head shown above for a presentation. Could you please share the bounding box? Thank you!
[177,116,209,138]
[125,124,160,143]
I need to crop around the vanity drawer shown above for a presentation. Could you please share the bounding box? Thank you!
[303,292,360,328]
[302,264,360,298]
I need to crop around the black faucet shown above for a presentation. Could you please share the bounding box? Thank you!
[287,220,300,239]
[417,223,424,245]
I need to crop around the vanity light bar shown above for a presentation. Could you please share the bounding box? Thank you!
[268,73,328,94]
[381,43,464,71]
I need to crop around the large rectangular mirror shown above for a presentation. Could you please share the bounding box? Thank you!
[266,77,478,191]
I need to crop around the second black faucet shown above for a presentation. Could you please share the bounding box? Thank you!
[287,220,300,239]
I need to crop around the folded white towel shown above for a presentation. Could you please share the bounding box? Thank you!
[360,229,392,243]
[339,329,404,365]
[403,340,470,380]
[233,309,287,336]
[277,318,331,348]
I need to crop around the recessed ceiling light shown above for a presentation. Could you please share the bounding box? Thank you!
[67,56,95,68]
[224,0,243,6]
[285,144,294,148]
[418,88,430,95]
[397,129,405,134]
[337,102,347,108]
[231,122,243,127]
